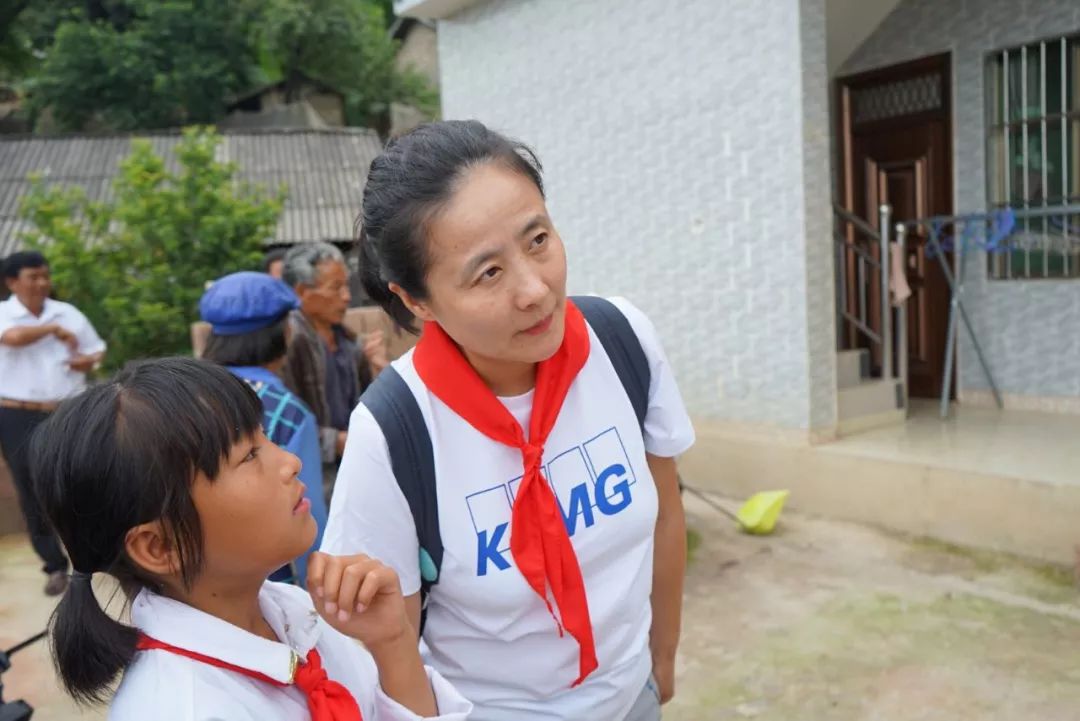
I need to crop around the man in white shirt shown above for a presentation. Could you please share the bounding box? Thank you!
[0,251,105,596]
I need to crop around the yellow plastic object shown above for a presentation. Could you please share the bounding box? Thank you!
[735,490,790,535]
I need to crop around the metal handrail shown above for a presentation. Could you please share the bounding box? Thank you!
[833,203,879,237]
[838,313,882,344]
[834,203,895,382]
[835,231,882,267]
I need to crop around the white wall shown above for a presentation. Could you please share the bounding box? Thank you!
[437,0,836,431]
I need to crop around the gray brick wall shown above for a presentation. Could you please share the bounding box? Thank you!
[438,0,836,430]
[842,0,1080,402]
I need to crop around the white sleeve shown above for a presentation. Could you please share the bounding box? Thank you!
[607,297,696,458]
[68,306,106,354]
[322,404,422,596]
[371,667,474,720]
[323,630,473,721]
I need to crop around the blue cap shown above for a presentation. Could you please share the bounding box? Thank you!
[199,272,299,336]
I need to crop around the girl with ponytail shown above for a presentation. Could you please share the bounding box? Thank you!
[30,357,470,720]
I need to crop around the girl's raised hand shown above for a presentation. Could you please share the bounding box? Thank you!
[306,552,414,649]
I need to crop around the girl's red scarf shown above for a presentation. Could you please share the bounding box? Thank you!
[413,299,598,686]
[137,635,362,720]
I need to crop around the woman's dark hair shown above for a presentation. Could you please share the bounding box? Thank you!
[356,120,545,332]
[29,357,263,705]
[202,318,288,367]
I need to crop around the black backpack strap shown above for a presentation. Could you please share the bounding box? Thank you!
[571,295,650,432]
[359,365,441,632]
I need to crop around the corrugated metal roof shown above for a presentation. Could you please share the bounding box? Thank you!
[0,128,382,257]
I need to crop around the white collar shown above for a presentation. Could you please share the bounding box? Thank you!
[131,582,322,684]
[5,296,57,321]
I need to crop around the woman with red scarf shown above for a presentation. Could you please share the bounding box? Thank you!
[322,120,695,721]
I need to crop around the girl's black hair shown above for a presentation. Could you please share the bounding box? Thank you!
[29,357,263,705]
[202,318,288,367]
[356,120,545,332]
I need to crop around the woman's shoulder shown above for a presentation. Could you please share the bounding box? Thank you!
[580,295,665,361]
[599,295,653,332]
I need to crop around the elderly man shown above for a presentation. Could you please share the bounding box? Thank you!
[0,251,105,595]
[280,243,386,485]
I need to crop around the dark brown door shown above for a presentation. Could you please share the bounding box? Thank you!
[838,54,953,399]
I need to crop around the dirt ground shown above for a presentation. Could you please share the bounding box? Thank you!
[2,493,1078,720]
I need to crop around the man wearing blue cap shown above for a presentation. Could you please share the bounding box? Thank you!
[199,271,328,584]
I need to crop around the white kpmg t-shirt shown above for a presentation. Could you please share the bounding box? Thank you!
[322,298,695,721]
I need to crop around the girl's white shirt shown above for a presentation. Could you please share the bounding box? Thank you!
[107,581,473,721]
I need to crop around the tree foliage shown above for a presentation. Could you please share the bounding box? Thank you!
[27,0,261,130]
[12,0,436,133]
[19,127,284,369]
[261,0,437,131]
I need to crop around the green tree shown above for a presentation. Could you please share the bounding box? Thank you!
[260,0,437,133]
[0,0,35,79]
[27,0,261,131]
[19,127,284,370]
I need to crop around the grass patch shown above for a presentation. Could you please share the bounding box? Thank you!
[686,527,703,563]
[904,535,1077,605]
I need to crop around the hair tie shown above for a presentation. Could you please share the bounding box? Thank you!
[70,570,94,584]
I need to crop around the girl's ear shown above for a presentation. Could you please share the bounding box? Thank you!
[124,521,181,579]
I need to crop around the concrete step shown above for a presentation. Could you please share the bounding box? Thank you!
[837,348,870,389]
[837,407,908,437]
[680,420,1080,566]
[839,378,903,419]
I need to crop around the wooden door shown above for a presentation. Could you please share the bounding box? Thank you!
[838,54,953,399]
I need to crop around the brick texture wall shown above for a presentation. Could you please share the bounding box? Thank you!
[437,0,837,431]
[842,0,1080,403]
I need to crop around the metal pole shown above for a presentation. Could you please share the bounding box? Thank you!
[1063,38,1070,276]
[939,235,962,419]
[1041,41,1049,277]
[835,232,846,351]
[927,227,1004,412]
[1003,49,1012,279]
[878,205,893,379]
[1022,45,1031,277]
[895,223,909,413]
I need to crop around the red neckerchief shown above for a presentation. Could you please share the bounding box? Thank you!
[136,635,362,720]
[413,300,598,687]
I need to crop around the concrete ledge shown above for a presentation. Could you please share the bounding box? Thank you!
[680,421,1080,566]
[960,388,1080,416]
[836,407,907,436]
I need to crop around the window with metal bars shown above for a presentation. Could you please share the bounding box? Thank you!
[986,34,1080,279]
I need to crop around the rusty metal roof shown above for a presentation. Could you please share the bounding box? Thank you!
[0,127,383,257]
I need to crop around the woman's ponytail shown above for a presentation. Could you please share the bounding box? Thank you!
[357,225,417,333]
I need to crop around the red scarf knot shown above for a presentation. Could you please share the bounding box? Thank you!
[296,649,364,721]
[522,442,544,472]
[414,300,599,688]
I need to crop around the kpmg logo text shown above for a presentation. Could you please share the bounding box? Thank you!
[465,427,637,576]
